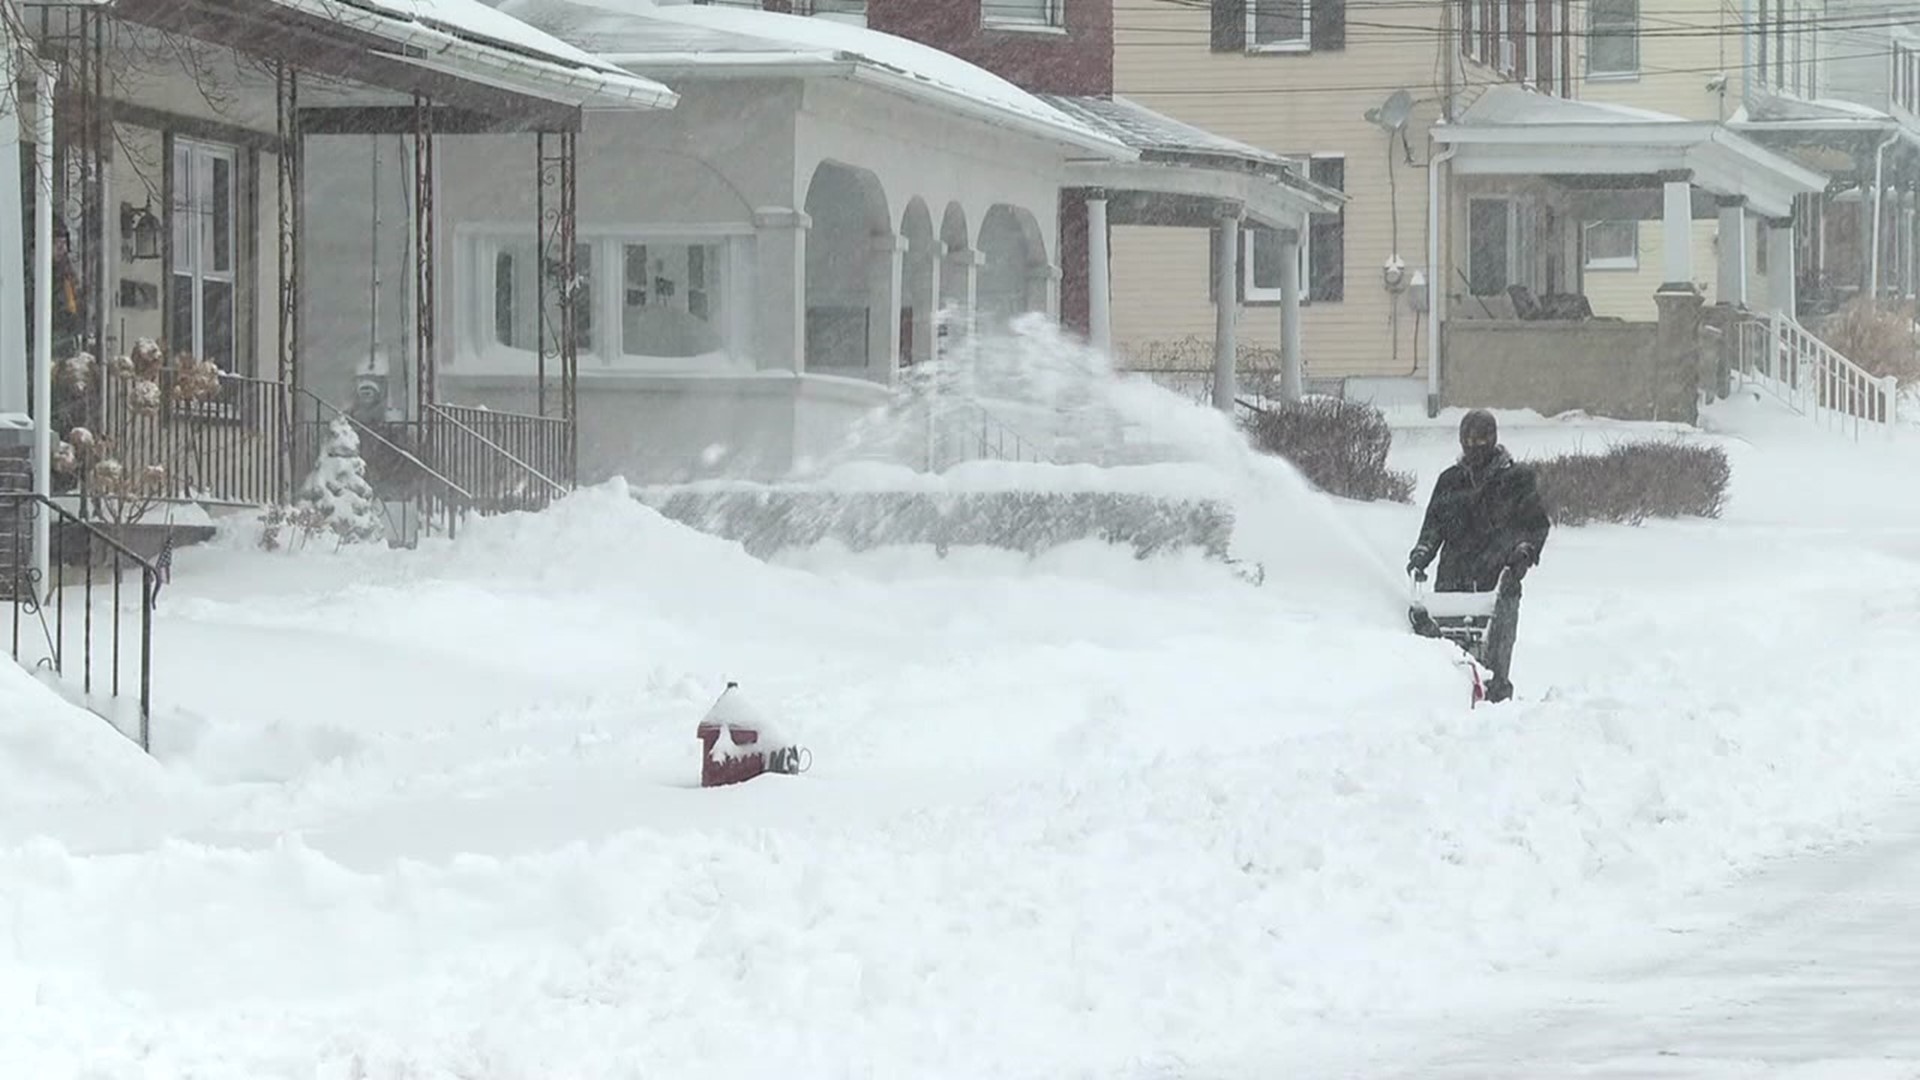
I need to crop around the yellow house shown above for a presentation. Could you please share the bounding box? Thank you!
[1109,0,1839,419]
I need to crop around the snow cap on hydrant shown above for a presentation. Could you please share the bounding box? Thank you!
[696,682,809,787]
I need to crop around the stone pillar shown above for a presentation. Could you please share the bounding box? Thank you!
[1767,217,1796,316]
[753,207,809,371]
[1278,228,1303,402]
[1715,195,1747,307]
[1661,176,1695,290]
[868,231,907,383]
[1212,205,1243,412]
[1653,285,1706,423]
[1086,191,1111,355]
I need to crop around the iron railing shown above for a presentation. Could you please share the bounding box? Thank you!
[289,389,472,543]
[424,403,571,513]
[1734,312,1899,439]
[90,368,287,507]
[2,493,157,751]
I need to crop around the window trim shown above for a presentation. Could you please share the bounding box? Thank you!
[1582,220,1639,271]
[1586,0,1639,78]
[1247,0,1311,53]
[453,222,754,375]
[982,0,1065,32]
[169,136,241,370]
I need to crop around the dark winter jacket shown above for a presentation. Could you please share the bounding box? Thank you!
[1412,446,1551,592]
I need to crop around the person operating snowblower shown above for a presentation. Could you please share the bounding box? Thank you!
[1406,409,1551,704]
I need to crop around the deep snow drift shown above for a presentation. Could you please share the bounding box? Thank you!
[6,346,1920,1077]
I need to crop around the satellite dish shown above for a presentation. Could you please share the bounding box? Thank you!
[1365,89,1414,133]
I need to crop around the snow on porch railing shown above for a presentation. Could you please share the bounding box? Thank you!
[1733,312,1898,439]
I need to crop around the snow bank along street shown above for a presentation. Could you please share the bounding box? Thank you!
[7,369,1920,1077]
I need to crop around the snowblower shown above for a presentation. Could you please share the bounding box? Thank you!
[1407,569,1506,707]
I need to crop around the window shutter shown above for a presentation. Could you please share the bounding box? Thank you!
[1211,0,1247,52]
[1311,0,1344,49]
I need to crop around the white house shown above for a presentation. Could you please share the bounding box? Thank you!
[302,0,1137,486]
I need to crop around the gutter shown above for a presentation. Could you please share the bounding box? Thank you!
[276,0,678,111]
[1427,142,1458,419]
[1870,127,1901,296]
[845,64,1135,161]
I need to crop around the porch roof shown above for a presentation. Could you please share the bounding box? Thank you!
[1726,96,1920,183]
[1042,95,1343,231]
[111,0,677,127]
[1434,87,1827,220]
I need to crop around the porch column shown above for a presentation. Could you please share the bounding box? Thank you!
[1906,187,1918,298]
[753,207,810,372]
[1716,195,1747,307]
[1660,174,1696,291]
[868,231,907,383]
[1767,217,1796,316]
[1086,190,1112,354]
[1212,204,1243,412]
[1029,263,1062,322]
[909,239,942,366]
[0,29,24,414]
[943,247,983,341]
[1278,227,1304,402]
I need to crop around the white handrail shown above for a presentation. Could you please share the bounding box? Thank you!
[1733,313,1897,440]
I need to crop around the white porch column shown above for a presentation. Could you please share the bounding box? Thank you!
[909,239,942,367]
[1086,190,1112,354]
[1716,195,1748,307]
[943,247,983,341]
[1278,228,1304,402]
[753,207,810,372]
[1211,205,1242,412]
[1767,217,1796,316]
[31,68,52,602]
[1661,176,1696,290]
[868,231,907,383]
[1028,263,1062,322]
[0,26,23,415]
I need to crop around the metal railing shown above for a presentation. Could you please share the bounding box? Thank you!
[92,368,288,507]
[925,400,1048,471]
[1734,312,1899,439]
[2,493,157,751]
[423,404,571,514]
[289,389,472,544]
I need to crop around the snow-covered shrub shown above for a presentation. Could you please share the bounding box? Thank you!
[1240,397,1415,504]
[1814,297,1920,386]
[292,416,386,546]
[1529,439,1729,526]
[255,503,330,553]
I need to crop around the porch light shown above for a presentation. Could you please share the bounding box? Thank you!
[120,200,161,261]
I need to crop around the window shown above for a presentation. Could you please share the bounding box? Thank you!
[1307,154,1345,302]
[467,231,741,371]
[1755,218,1769,274]
[983,0,1062,29]
[805,0,865,25]
[1896,43,1920,113]
[1588,0,1637,75]
[169,138,238,372]
[1211,0,1344,53]
[1251,0,1308,49]
[1583,220,1638,270]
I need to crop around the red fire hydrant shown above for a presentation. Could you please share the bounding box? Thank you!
[697,681,810,788]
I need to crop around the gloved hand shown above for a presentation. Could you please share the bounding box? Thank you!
[1407,545,1432,581]
[1508,541,1537,568]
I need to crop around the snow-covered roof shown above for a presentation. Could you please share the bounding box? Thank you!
[1436,86,1827,220]
[493,0,1132,158]
[272,0,678,111]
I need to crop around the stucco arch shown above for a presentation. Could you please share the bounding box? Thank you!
[900,198,941,366]
[977,203,1048,332]
[803,161,893,372]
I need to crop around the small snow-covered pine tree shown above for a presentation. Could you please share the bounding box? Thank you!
[296,416,386,544]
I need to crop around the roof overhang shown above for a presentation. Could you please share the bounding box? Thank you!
[1063,159,1340,232]
[1435,92,1827,220]
[109,0,675,126]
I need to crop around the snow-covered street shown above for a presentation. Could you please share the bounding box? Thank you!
[7,387,1920,1078]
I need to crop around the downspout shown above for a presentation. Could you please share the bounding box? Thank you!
[1870,129,1899,299]
[1427,142,1458,418]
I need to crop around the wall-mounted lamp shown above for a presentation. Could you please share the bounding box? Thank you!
[120,200,161,261]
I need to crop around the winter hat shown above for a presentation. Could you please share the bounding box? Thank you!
[1459,408,1498,449]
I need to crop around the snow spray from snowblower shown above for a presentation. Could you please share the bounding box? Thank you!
[696,681,811,788]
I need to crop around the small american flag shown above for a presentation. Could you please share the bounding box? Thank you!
[152,527,175,600]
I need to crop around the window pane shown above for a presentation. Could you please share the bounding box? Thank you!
[983,0,1052,25]
[1469,200,1511,295]
[493,251,518,348]
[209,154,232,276]
[536,241,593,354]
[1252,0,1305,45]
[201,278,234,369]
[1249,227,1286,290]
[170,143,193,275]
[622,241,725,359]
[169,272,195,358]
[1584,221,1636,263]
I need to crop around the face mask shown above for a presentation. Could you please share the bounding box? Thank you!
[1462,440,1496,467]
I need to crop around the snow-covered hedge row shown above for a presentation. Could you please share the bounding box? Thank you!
[639,488,1236,561]
[1240,397,1416,504]
[1531,439,1730,526]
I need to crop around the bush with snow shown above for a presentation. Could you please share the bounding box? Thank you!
[291,416,386,546]
[1241,396,1416,504]
[1530,439,1730,526]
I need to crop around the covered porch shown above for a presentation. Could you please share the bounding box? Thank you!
[1043,95,1343,412]
[7,0,672,528]
[1430,88,1827,422]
